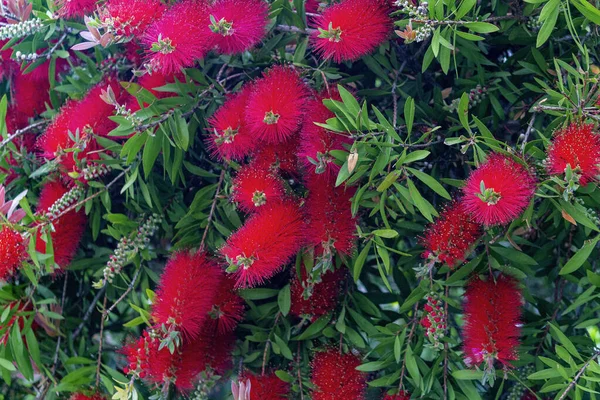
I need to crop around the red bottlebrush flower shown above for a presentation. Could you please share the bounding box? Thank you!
[299,91,352,177]
[206,87,257,161]
[12,68,50,119]
[420,294,446,349]
[57,0,98,18]
[462,275,522,369]
[290,267,345,319]
[420,201,481,267]
[546,122,600,186]
[310,0,392,63]
[220,200,305,288]
[69,79,123,137]
[69,393,106,400]
[232,166,285,213]
[242,372,290,400]
[209,274,245,334]
[383,391,411,400]
[250,136,301,175]
[244,66,309,143]
[305,0,322,13]
[304,173,356,255]
[152,252,222,340]
[35,181,87,268]
[462,154,536,226]
[311,349,367,400]
[102,0,166,37]
[142,0,212,74]
[0,227,26,281]
[207,0,269,54]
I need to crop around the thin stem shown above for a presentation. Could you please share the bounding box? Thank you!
[71,285,106,341]
[398,303,419,392]
[200,168,226,249]
[105,266,143,315]
[95,292,108,388]
[0,120,47,151]
[558,350,600,400]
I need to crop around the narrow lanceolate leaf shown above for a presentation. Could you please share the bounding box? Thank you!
[559,236,600,275]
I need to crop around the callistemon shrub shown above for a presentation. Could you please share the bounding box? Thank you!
[2,0,600,399]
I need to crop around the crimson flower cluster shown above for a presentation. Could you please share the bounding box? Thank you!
[311,349,367,400]
[241,371,290,400]
[290,267,346,320]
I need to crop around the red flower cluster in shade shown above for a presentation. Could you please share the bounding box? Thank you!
[310,0,392,62]
[421,201,481,267]
[57,0,98,18]
[12,65,51,119]
[299,89,352,177]
[0,227,26,281]
[546,122,600,186]
[251,136,301,175]
[207,86,256,161]
[383,391,411,400]
[244,66,309,143]
[220,200,305,288]
[36,79,122,173]
[290,267,346,319]
[208,274,245,334]
[232,166,286,213]
[152,252,222,340]
[35,181,87,268]
[462,154,536,226]
[304,173,356,255]
[102,0,165,37]
[69,393,106,400]
[462,275,522,369]
[311,349,367,400]
[207,0,269,54]
[142,0,212,74]
[242,372,290,400]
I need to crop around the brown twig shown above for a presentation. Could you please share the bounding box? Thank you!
[0,120,47,150]
[558,349,600,400]
[261,313,281,376]
[71,285,106,341]
[200,168,226,249]
[106,266,143,315]
[95,293,108,388]
[398,303,419,392]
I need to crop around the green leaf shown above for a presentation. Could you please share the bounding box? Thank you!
[407,178,433,222]
[536,0,559,47]
[0,358,15,372]
[464,22,500,33]
[294,314,332,340]
[278,284,291,316]
[406,167,451,200]
[372,229,398,238]
[404,97,415,135]
[559,236,599,275]
[548,323,582,360]
[353,240,372,282]
[452,370,485,380]
[338,84,360,115]
[458,92,471,133]
[456,0,476,19]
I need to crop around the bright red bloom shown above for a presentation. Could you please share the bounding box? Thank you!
[206,86,256,161]
[250,136,301,175]
[383,391,411,400]
[244,66,309,143]
[310,0,392,62]
[152,252,221,340]
[290,267,345,319]
[69,393,106,400]
[142,0,212,74]
[299,90,352,177]
[35,181,87,268]
[546,123,600,186]
[462,154,536,226]
[0,227,26,280]
[70,79,123,137]
[421,201,481,267]
[232,166,286,213]
[243,372,290,399]
[311,349,366,400]
[12,66,51,119]
[462,275,521,369]
[207,0,269,54]
[209,274,245,334]
[57,0,98,18]
[304,173,356,255]
[102,0,166,37]
[220,200,305,288]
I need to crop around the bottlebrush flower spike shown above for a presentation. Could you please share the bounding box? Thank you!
[462,154,536,226]
[152,252,222,340]
[311,349,367,400]
[69,393,106,400]
[240,372,290,400]
[70,78,123,137]
[250,136,301,175]
[57,0,98,18]
[299,89,353,177]
[546,122,600,186]
[383,391,411,400]
[420,293,446,350]
[304,173,356,256]
[290,267,346,320]
[142,0,212,74]
[244,65,309,143]
[420,201,481,267]
[207,86,256,161]
[209,274,245,334]
[311,0,392,62]
[102,0,166,38]
[207,0,269,54]
[35,181,87,268]
[462,275,522,374]
[12,66,51,119]
[0,227,26,281]
[232,166,285,213]
[221,200,305,288]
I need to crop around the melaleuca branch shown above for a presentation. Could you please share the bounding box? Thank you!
[0,119,47,150]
